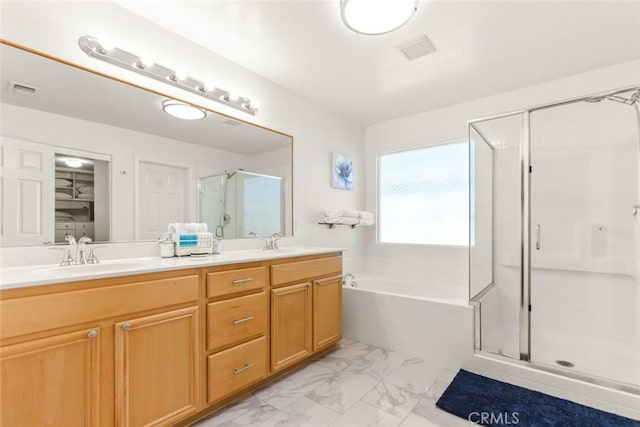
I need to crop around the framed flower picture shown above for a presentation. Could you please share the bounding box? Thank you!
[332,152,353,190]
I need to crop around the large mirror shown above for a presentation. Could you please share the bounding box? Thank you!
[0,41,293,247]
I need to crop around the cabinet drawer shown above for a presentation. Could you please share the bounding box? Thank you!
[271,256,342,286]
[207,267,266,298]
[55,222,75,230]
[75,222,94,230]
[1,275,199,340]
[207,292,266,351]
[207,336,267,403]
[55,230,74,241]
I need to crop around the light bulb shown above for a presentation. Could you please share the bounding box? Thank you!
[100,37,115,51]
[65,158,83,168]
[140,55,154,67]
[175,69,187,81]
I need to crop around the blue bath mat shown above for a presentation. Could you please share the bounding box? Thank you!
[436,369,640,426]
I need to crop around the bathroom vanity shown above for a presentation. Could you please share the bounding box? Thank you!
[0,249,343,426]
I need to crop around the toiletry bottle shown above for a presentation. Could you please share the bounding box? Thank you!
[159,238,175,258]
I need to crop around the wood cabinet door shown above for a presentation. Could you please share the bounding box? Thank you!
[313,275,343,351]
[1,327,101,427]
[271,282,312,372]
[114,306,199,427]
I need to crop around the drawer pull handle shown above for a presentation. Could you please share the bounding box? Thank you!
[232,315,254,325]
[87,330,98,339]
[315,275,342,285]
[232,277,254,285]
[121,323,132,331]
[233,363,254,375]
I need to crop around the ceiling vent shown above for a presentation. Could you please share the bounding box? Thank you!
[397,35,437,61]
[222,119,242,127]
[9,81,38,96]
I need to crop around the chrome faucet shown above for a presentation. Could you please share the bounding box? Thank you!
[65,235,92,265]
[76,236,92,264]
[257,233,283,251]
[268,233,282,251]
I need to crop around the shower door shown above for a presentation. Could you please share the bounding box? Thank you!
[529,94,640,387]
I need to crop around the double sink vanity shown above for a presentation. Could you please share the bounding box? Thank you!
[0,247,343,426]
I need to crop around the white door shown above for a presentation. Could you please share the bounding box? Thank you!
[0,137,55,245]
[137,161,188,240]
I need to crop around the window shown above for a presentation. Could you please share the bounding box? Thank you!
[378,141,470,246]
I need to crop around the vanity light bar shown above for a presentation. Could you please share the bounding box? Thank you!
[78,35,258,115]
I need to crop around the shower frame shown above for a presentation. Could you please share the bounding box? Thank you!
[468,84,640,395]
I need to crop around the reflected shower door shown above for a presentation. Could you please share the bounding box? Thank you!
[529,96,640,387]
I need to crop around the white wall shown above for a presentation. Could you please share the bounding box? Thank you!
[1,1,366,255]
[364,59,640,287]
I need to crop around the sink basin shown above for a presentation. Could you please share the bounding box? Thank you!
[34,262,147,276]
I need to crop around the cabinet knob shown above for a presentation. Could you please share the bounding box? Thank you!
[87,329,98,339]
[121,323,132,331]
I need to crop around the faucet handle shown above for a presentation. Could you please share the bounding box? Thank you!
[51,247,75,266]
[78,236,92,244]
[86,246,103,264]
[65,235,77,245]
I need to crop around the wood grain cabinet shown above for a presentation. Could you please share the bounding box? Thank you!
[270,282,313,372]
[0,253,343,426]
[0,271,200,427]
[1,327,101,427]
[313,275,343,351]
[114,306,199,427]
[205,265,269,404]
[270,256,342,373]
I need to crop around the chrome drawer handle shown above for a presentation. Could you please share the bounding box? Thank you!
[232,315,254,325]
[233,363,254,375]
[232,277,254,284]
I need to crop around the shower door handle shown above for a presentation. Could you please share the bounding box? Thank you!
[535,224,541,250]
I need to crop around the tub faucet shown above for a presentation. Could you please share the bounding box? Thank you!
[342,273,355,286]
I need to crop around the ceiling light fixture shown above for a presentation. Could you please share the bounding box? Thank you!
[78,35,258,115]
[340,0,418,35]
[162,99,207,120]
[64,158,83,168]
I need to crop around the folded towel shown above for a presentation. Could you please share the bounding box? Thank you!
[359,211,374,221]
[55,178,72,187]
[325,209,360,219]
[55,192,73,199]
[77,186,94,194]
[56,211,73,217]
[76,193,94,199]
[359,218,375,226]
[169,223,208,234]
[324,216,360,225]
[55,217,75,222]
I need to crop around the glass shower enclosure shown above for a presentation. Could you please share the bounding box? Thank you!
[200,170,284,239]
[469,86,640,392]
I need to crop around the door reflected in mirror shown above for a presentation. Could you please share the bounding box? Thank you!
[200,170,284,239]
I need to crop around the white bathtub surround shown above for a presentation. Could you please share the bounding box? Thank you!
[342,278,475,368]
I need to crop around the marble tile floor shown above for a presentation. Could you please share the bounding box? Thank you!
[192,338,471,427]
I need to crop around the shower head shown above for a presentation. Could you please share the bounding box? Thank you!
[224,168,244,178]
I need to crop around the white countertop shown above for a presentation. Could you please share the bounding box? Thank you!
[0,247,344,290]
